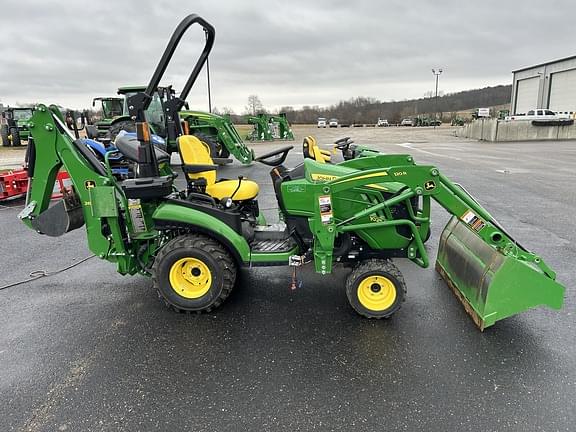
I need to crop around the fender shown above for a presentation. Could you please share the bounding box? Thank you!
[152,201,251,265]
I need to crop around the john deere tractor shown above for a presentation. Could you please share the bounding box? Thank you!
[20,15,564,330]
[91,85,253,164]
[90,97,125,140]
[1,107,34,147]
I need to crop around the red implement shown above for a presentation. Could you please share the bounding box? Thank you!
[0,169,70,201]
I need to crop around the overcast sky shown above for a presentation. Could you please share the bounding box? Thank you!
[0,0,574,113]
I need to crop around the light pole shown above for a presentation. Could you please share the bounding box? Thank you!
[204,28,212,113]
[432,68,442,129]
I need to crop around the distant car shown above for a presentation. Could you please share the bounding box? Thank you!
[329,118,338,128]
[401,118,413,126]
[317,118,327,128]
[505,109,560,121]
[377,118,389,127]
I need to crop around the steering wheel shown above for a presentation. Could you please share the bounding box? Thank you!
[334,136,353,150]
[254,145,294,166]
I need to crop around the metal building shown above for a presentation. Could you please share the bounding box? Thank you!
[511,55,576,115]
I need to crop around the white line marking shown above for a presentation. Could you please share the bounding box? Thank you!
[398,142,462,161]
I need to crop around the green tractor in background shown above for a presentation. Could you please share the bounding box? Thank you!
[413,115,441,127]
[245,113,295,141]
[90,85,254,164]
[180,109,254,164]
[451,116,465,126]
[268,113,295,140]
[246,113,273,141]
[1,107,34,147]
[90,97,125,140]
[91,86,254,164]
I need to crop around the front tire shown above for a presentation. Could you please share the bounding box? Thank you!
[152,234,237,313]
[346,259,406,319]
[10,128,21,147]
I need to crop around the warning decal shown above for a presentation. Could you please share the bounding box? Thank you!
[318,195,333,224]
[460,210,485,232]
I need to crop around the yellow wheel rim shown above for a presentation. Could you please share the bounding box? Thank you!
[357,275,396,311]
[169,257,212,299]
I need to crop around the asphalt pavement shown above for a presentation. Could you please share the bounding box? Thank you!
[1,126,575,431]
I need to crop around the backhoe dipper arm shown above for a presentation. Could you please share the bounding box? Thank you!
[19,105,131,272]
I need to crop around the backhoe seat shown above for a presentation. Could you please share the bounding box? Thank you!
[115,134,170,165]
[303,136,331,163]
[178,135,259,201]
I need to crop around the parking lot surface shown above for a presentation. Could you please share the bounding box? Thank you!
[1,126,575,431]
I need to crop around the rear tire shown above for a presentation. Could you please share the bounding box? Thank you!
[106,120,136,142]
[1,125,9,147]
[346,259,406,319]
[10,128,21,147]
[152,234,237,313]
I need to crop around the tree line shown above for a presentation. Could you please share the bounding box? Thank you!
[220,85,512,124]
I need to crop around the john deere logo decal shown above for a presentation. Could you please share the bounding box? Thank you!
[424,180,436,191]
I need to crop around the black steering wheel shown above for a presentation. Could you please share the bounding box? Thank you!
[334,136,354,150]
[254,145,294,166]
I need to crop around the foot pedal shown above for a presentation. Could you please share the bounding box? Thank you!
[251,238,296,253]
[212,157,233,165]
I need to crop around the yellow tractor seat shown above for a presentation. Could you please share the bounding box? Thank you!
[178,135,259,201]
[303,136,331,163]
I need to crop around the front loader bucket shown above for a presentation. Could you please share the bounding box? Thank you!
[436,217,564,330]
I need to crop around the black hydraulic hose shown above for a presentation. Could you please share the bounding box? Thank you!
[0,255,95,291]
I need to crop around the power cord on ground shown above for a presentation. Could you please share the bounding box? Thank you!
[0,255,95,291]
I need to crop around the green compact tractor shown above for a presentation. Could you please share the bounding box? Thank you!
[92,86,254,165]
[246,113,274,141]
[1,107,34,147]
[245,113,294,141]
[451,116,465,126]
[413,115,441,127]
[20,15,564,331]
[90,97,125,140]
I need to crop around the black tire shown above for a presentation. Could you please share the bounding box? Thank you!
[193,132,226,158]
[345,259,406,319]
[152,234,237,313]
[219,145,230,158]
[1,124,9,147]
[10,128,21,147]
[106,120,136,142]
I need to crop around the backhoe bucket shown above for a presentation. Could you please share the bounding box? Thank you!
[436,217,564,330]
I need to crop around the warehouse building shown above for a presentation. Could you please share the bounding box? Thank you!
[511,55,576,115]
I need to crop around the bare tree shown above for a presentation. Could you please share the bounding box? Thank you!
[245,95,264,115]
[221,106,235,115]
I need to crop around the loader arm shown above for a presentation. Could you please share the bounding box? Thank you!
[300,161,564,329]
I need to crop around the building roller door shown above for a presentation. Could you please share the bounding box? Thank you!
[515,77,539,114]
[549,69,576,113]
